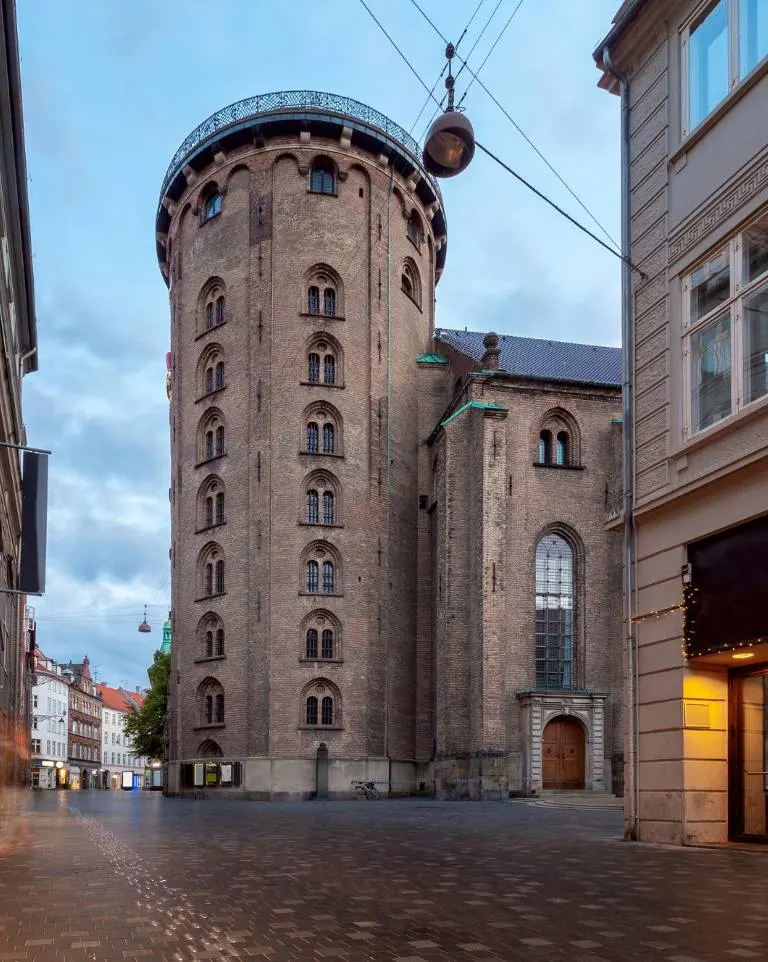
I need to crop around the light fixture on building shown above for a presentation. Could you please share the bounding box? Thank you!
[423,43,475,179]
[732,651,755,660]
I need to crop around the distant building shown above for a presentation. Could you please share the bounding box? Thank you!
[29,649,68,789]
[595,0,768,844]
[161,614,171,655]
[0,0,40,792]
[96,683,149,789]
[61,657,102,789]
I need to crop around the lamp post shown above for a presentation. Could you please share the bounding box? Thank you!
[422,43,475,179]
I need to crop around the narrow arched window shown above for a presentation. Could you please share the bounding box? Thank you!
[205,496,214,528]
[204,191,222,221]
[206,366,214,393]
[322,423,335,454]
[307,489,319,524]
[308,353,320,383]
[323,288,336,317]
[321,696,333,725]
[535,534,574,690]
[205,630,214,658]
[214,693,224,723]
[539,431,551,464]
[322,561,334,594]
[215,492,225,524]
[215,559,225,594]
[307,422,319,453]
[215,425,225,456]
[216,296,225,325]
[306,696,318,725]
[206,303,214,330]
[321,629,334,659]
[306,560,319,593]
[215,362,225,390]
[205,563,213,596]
[206,431,214,460]
[556,431,569,466]
[308,286,320,314]
[216,628,224,656]
[322,491,334,525]
[402,267,414,299]
[323,355,335,384]
[306,629,318,659]
[310,162,335,195]
[205,695,213,724]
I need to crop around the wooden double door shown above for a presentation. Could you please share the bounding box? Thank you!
[542,717,585,790]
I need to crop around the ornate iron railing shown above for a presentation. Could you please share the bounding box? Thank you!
[159,90,439,201]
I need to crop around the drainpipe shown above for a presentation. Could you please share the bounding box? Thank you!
[602,45,639,841]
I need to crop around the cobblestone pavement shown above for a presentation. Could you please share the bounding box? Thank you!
[1,791,767,962]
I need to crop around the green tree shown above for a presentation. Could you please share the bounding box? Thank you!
[123,650,170,760]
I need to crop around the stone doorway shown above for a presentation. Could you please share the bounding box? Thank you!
[542,716,585,789]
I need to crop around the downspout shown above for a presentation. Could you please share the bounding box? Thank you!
[385,164,394,773]
[602,45,639,841]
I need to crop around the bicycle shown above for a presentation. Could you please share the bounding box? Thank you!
[354,780,380,800]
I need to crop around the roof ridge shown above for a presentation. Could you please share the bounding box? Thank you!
[436,326,620,353]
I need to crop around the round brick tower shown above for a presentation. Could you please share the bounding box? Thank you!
[155,91,448,797]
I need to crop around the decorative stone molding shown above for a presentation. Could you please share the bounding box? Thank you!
[669,152,768,264]
[299,130,311,144]
[213,150,227,164]
[182,165,197,186]
[339,125,352,149]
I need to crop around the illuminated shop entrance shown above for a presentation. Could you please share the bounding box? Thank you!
[729,669,768,842]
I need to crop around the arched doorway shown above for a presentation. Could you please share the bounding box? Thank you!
[542,716,585,789]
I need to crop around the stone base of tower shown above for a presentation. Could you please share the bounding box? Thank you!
[164,756,433,801]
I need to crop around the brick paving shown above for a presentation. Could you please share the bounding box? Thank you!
[0,791,767,961]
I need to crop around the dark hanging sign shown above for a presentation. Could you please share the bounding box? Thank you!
[19,450,49,595]
[685,513,768,657]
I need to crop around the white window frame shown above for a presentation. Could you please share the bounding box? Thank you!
[681,0,767,136]
[683,210,768,437]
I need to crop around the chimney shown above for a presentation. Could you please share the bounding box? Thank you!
[481,332,500,371]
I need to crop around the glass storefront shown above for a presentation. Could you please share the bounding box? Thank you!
[729,668,768,840]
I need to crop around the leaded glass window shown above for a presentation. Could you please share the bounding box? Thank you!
[535,534,574,690]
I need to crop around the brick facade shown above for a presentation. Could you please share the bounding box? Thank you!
[157,95,623,798]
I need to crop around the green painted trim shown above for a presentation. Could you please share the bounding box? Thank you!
[440,400,508,428]
[416,353,448,365]
[611,416,624,423]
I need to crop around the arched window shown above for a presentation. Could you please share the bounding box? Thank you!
[198,279,225,336]
[215,627,224,656]
[535,534,574,690]
[300,610,342,661]
[205,563,213,596]
[204,190,222,221]
[322,561,334,594]
[307,422,319,453]
[205,430,214,459]
[401,260,421,307]
[206,303,214,330]
[406,211,424,249]
[306,629,318,659]
[321,629,334,660]
[306,696,319,725]
[308,286,320,314]
[321,696,334,726]
[307,560,319,593]
[215,559,225,595]
[205,694,213,723]
[307,489,319,524]
[309,159,335,195]
[216,296,225,325]
[215,362,225,390]
[206,366,214,393]
[214,693,225,723]
[198,678,225,727]
[205,496,214,528]
[323,288,336,317]
[303,403,342,457]
[198,613,224,659]
[199,410,225,463]
[308,353,320,383]
[323,355,335,384]
[215,425,225,456]
[322,491,334,525]
[198,476,223,530]
[322,423,335,454]
[556,431,569,466]
[215,492,224,524]
[539,431,552,464]
[206,630,214,658]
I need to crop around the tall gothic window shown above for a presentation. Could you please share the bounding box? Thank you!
[535,534,574,690]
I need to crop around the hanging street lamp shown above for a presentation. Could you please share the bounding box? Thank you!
[423,43,475,178]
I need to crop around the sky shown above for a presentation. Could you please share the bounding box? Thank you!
[16,0,622,690]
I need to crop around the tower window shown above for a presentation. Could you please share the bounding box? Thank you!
[308,353,320,383]
[215,362,225,390]
[321,696,333,726]
[539,431,552,464]
[321,629,334,660]
[204,191,222,221]
[322,491,335,525]
[556,431,569,466]
[323,355,335,385]
[306,629,318,659]
[322,423,335,454]
[322,561,334,594]
[215,426,225,457]
[307,489,319,524]
[307,560,319,593]
[307,422,319,453]
[308,286,320,315]
[323,288,336,317]
[309,160,335,195]
[306,696,319,725]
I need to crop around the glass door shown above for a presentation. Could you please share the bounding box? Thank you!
[729,670,768,841]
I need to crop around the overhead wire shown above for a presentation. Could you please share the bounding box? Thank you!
[406,0,620,252]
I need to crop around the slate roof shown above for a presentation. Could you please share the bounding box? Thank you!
[435,328,622,388]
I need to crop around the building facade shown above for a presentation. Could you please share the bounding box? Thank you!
[62,657,102,789]
[29,649,68,789]
[96,683,149,789]
[0,0,39,793]
[157,91,623,798]
[596,0,768,843]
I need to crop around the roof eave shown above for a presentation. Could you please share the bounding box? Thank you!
[593,0,650,72]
